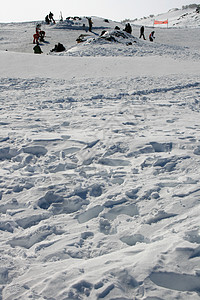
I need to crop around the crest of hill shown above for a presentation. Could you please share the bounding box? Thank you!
[131,5,200,28]
[54,16,122,30]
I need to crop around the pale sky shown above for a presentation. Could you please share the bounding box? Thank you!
[1,0,199,23]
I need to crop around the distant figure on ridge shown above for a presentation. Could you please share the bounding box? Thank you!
[49,11,55,24]
[87,17,93,32]
[139,26,146,40]
[45,15,50,24]
[124,23,132,34]
[149,31,155,42]
[60,11,63,22]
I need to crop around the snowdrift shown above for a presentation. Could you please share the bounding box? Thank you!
[62,28,200,59]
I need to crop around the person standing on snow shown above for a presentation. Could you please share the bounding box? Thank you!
[149,31,155,42]
[124,23,132,34]
[33,23,41,43]
[36,23,41,35]
[87,17,93,32]
[49,11,55,24]
[139,26,146,40]
[33,32,40,44]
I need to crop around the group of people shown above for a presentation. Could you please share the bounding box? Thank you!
[33,16,156,54]
[139,25,155,42]
[124,24,155,42]
[124,23,132,34]
[33,22,66,54]
[45,12,55,24]
[33,24,46,43]
[33,24,46,53]
[33,11,68,54]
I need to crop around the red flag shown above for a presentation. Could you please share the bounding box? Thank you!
[154,20,168,24]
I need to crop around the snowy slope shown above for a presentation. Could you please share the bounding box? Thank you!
[0,14,200,300]
[132,6,200,28]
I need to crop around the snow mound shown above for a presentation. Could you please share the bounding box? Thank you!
[91,29,138,44]
[54,29,200,60]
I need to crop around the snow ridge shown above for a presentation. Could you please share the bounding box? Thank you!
[132,6,200,28]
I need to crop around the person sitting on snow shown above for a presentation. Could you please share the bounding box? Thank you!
[45,15,50,24]
[50,43,66,52]
[149,31,155,42]
[33,42,43,54]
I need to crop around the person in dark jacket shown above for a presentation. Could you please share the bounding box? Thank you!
[139,26,146,40]
[49,11,55,23]
[87,17,93,32]
[140,26,146,40]
[45,15,50,24]
[50,43,66,52]
[124,23,132,34]
[33,42,43,54]
[39,30,45,42]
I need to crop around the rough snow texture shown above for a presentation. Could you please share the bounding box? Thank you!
[0,12,200,300]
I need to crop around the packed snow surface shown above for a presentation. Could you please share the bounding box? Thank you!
[0,12,200,300]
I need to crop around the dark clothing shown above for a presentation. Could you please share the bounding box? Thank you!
[124,23,132,34]
[139,26,146,40]
[50,43,66,52]
[149,31,155,42]
[45,15,50,24]
[49,12,53,19]
[49,12,55,23]
[33,44,42,54]
[87,18,93,32]
[39,31,45,42]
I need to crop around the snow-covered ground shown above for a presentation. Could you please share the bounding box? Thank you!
[0,11,200,300]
